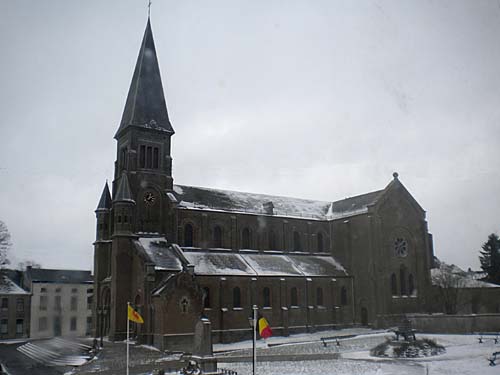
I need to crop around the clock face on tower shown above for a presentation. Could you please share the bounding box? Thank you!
[143,191,156,206]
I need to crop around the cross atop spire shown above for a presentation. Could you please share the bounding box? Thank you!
[115,18,174,139]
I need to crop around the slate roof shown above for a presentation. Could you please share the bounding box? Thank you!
[27,269,92,284]
[115,18,173,138]
[96,181,112,211]
[136,237,183,271]
[183,250,347,277]
[0,275,29,295]
[172,184,385,220]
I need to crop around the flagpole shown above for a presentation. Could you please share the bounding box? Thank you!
[127,302,130,375]
[253,304,257,375]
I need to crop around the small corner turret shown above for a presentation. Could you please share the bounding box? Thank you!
[113,173,136,235]
[95,181,112,241]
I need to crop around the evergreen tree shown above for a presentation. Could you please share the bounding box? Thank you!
[479,233,500,284]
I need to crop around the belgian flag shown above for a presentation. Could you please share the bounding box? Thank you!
[128,304,144,324]
[258,316,272,339]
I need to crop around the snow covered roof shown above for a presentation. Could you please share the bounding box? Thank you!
[172,184,384,220]
[27,269,92,284]
[183,250,347,277]
[136,237,183,271]
[0,275,29,295]
[431,260,500,288]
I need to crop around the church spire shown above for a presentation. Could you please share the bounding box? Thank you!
[115,18,174,138]
[96,181,112,211]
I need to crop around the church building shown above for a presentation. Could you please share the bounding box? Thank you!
[93,18,435,350]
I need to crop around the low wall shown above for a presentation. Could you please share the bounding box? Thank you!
[377,313,500,334]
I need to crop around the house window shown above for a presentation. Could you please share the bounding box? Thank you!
[71,288,78,293]
[1,298,8,310]
[16,319,23,335]
[400,266,407,296]
[55,287,61,293]
[146,146,152,168]
[203,287,211,309]
[139,145,146,168]
[316,287,324,306]
[293,231,302,251]
[242,228,251,249]
[86,317,92,336]
[317,232,324,252]
[263,287,271,308]
[16,298,24,312]
[40,295,47,311]
[70,317,77,331]
[408,274,415,295]
[391,273,397,296]
[55,295,62,311]
[0,319,7,334]
[153,147,159,169]
[71,296,78,311]
[340,286,348,306]
[233,287,241,308]
[87,295,93,310]
[184,223,194,247]
[40,287,47,293]
[269,230,277,250]
[213,226,223,248]
[39,317,47,331]
[290,287,298,307]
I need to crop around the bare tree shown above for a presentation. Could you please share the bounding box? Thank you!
[0,220,12,267]
[432,261,468,314]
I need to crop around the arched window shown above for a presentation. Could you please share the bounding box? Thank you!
[316,287,324,306]
[400,265,407,296]
[203,287,211,309]
[391,273,397,296]
[120,148,127,170]
[184,224,194,247]
[263,287,271,308]
[242,227,251,249]
[340,286,348,306]
[290,287,298,307]
[317,232,324,252]
[233,287,241,308]
[408,274,415,296]
[293,231,302,251]
[269,230,277,250]
[213,226,223,248]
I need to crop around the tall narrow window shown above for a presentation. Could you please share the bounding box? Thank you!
[263,287,271,308]
[391,273,397,296]
[71,296,78,311]
[408,274,415,296]
[55,295,62,311]
[153,147,159,169]
[0,319,7,334]
[316,287,324,306]
[293,231,302,251]
[242,228,251,249]
[290,287,298,307]
[203,287,211,309]
[120,148,127,170]
[146,146,152,168]
[233,287,241,308]
[1,298,8,309]
[139,145,146,168]
[269,230,277,250]
[317,232,324,252]
[340,286,348,306]
[70,317,77,331]
[184,224,194,247]
[16,298,24,312]
[213,226,223,248]
[400,265,407,296]
[16,319,23,335]
[40,295,47,311]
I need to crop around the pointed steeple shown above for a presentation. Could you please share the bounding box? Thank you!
[115,18,174,138]
[114,173,135,204]
[96,182,112,211]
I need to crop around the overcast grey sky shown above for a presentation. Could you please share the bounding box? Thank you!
[0,0,499,271]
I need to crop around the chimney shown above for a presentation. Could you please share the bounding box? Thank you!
[263,201,274,215]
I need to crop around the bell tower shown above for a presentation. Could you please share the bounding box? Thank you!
[113,18,175,234]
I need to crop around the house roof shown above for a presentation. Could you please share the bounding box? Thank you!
[0,275,29,295]
[173,184,384,220]
[27,268,93,284]
[115,18,173,138]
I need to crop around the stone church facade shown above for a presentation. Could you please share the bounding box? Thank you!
[93,19,435,350]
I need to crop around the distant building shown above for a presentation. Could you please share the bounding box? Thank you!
[93,18,436,350]
[0,271,30,339]
[23,268,93,339]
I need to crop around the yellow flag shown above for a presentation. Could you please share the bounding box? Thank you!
[128,304,144,324]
